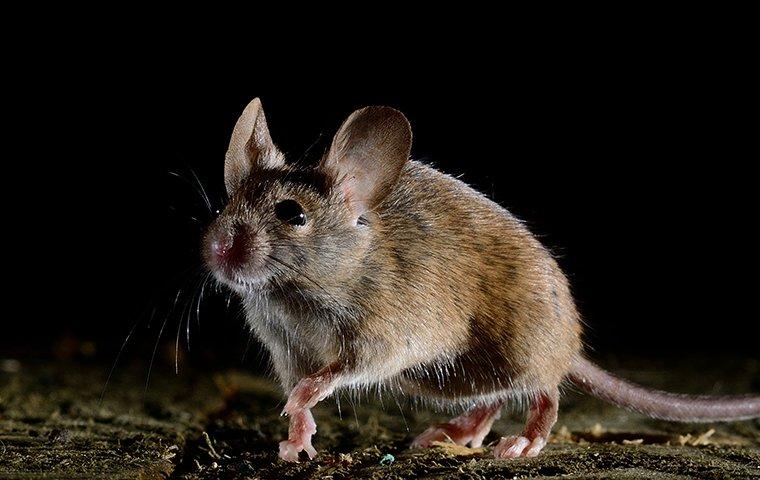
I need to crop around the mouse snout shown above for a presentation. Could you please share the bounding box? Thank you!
[208,224,249,271]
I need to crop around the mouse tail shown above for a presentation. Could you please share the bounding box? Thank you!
[568,356,760,422]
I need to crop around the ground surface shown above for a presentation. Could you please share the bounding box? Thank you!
[1,356,758,479]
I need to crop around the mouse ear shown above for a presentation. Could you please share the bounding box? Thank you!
[224,98,284,194]
[321,106,412,218]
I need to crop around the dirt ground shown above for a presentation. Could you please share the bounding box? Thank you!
[1,355,758,479]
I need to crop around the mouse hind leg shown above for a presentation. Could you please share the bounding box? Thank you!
[493,387,558,458]
[411,400,504,448]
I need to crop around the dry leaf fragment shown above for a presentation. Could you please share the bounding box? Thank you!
[430,441,485,456]
[692,429,715,446]
[678,429,715,446]
[622,439,644,445]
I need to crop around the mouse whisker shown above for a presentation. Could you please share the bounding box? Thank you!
[188,168,214,214]
[168,169,215,215]
[98,311,145,406]
[145,305,171,397]
[264,254,342,306]
[145,267,205,394]
[175,273,206,373]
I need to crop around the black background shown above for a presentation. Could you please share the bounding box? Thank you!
[5,28,758,377]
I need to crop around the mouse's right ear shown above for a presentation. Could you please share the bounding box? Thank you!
[224,98,284,194]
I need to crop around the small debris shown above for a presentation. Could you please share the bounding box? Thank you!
[202,431,222,459]
[162,444,179,460]
[379,453,395,465]
[622,439,644,445]
[552,425,574,443]
[679,429,716,446]
[48,428,72,444]
[693,429,716,445]
[430,441,486,456]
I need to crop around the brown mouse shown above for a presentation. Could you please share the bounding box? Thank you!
[203,98,760,462]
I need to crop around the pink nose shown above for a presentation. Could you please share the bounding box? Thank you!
[211,235,233,257]
[210,230,247,268]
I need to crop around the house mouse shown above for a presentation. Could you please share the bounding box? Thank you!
[203,97,760,462]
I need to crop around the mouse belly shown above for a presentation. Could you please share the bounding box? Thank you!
[393,353,537,402]
[391,317,581,403]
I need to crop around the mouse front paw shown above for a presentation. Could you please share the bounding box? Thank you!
[278,438,317,462]
[278,408,318,462]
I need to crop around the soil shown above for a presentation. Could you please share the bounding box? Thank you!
[1,356,758,479]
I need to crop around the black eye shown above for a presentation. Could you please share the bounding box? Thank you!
[275,200,307,226]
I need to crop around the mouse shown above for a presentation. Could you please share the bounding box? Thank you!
[203,97,760,462]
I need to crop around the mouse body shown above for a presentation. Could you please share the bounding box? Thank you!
[204,98,760,462]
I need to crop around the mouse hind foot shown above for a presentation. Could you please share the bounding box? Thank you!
[411,400,503,448]
[493,387,558,458]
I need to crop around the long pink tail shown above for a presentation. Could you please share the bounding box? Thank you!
[568,357,760,422]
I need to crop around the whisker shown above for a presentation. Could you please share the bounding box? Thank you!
[195,272,212,332]
[176,272,209,373]
[168,169,213,214]
[145,308,170,396]
[265,254,345,308]
[146,277,190,395]
[189,168,214,213]
[99,315,143,406]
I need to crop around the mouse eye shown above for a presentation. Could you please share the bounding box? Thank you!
[275,200,307,226]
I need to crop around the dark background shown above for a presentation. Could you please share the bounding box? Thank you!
[4,31,757,379]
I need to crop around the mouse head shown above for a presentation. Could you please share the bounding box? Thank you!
[204,98,412,297]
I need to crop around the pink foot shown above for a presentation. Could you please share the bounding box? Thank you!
[412,424,470,448]
[278,408,317,462]
[492,388,558,460]
[412,402,502,448]
[493,435,547,458]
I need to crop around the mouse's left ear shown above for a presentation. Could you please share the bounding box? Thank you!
[321,106,412,218]
[224,98,284,194]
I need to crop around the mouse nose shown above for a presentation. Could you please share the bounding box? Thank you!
[211,236,232,257]
[210,227,248,268]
